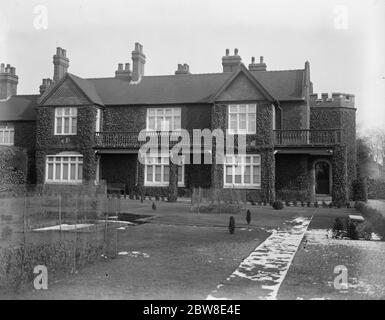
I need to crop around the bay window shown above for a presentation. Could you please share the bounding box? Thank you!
[45,154,83,183]
[224,154,261,188]
[228,104,256,134]
[55,107,77,135]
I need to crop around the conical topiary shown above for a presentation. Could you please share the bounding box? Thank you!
[246,210,251,225]
[229,216,235,234]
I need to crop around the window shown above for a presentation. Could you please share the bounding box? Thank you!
[228,104,256,134]
[147,108,181,131]
[45,155,83,183]
[96,108,101,132]
[0,123,14,145]
[224,154,261,188]
[144,154,184,186]
[55,107,77,135]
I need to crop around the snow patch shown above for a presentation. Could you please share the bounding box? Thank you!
[207,216,312,300]
[34,223,94,231]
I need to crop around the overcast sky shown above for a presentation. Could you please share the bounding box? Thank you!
[1,0,384,132]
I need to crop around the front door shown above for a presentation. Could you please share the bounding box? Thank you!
[315,161,330,194]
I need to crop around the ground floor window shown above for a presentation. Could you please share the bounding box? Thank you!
[0,123,14,146]
[144,155,184,186]
[45,154,83,183]
[224,154,261,188]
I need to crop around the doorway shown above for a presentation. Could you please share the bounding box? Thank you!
[315,160,331,195]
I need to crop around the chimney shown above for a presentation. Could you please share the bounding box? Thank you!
[0,63,18,100]
[175,63,191,75]
[39,78,53,95]
[222,48,242,72]
[53,47,69,82]
[115,62,132,79]
[248,56,267,71]
[131,42,146,82]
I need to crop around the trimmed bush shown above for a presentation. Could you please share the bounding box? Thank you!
[246,210,251,225]
[229,216,235,234]
[285,200,290,207]
[352,178,368,202]
[314,201,319,208]
[347,220,359,240]
[272,200,284,210]
[152,202,156,210]
[322,201,328,208]
[307,201,311,207]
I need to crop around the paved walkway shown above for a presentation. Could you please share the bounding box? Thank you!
[207,216,312,300]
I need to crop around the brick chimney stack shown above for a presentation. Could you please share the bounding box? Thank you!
[131,43,145,82]
[0,63,18,100]
[222,48,242,72]
[175,63,191,75]
[53,47,69,82]
[39,78,53,95]
[248,56,267,71]
[115,62,132,79]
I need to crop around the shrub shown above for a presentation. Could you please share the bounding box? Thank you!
[301,201,305,207]
[314,201,319,208]
[272,201,284,210]
[246,210,251,225]
[347,220,359,240]
[307,201,311,207]
[155,195,160,201]
[357,221,373,240]
[328,202,334,208]
[367,178,385,199]
[333,217,344,231]
[322,201,328,208]
[285,200,290,207]
[352,178,368,202]
[355,201,385,240]
[152,202,156,210]
[251,201,256,206]
[292,200,298,207]
[229,216,235,234]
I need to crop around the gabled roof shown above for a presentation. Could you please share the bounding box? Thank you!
[0,95,39,121]
[0,65,306,121]
[39,73,104,106]
[209,64,275,102]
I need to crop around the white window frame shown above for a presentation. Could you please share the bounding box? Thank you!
[146,108,181,131]
[0,123,14,146]
[95,108,101,132]
[223,154,261,189]
[54,107,78,135]
[144,154,185,187]
[45,154,83,184]
[228,104,257,134]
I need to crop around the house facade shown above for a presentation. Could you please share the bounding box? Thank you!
[0,43,357,203]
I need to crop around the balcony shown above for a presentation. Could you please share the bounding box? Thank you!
[274,129,342,146]
[94,131,191,149]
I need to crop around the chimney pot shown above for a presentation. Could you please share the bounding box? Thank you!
[0,63,18,99]
[260,56,264,63]
[251,57,255,63]
[132,42,146,82]
[118,63,123,71]
[125,63,130,70]
[226,49,229,56]
[234,48,238,55]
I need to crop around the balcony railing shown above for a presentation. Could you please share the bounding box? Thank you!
[95,129,343,149]
[274,129,342,146]
[94,131,191,149]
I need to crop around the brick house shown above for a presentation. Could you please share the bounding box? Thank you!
[0,44,357,202]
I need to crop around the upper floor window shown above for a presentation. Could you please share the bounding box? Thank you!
[45,154,83,183]
[96,108,101,132]
[228,104,256,134]
[224,154,261,188]
[147,108,181,131]
[55,107,77,135]
[144,154,184,187]
[0,123,14,146]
